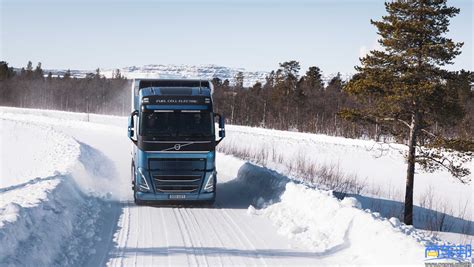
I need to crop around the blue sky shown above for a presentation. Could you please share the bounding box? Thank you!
[1,0,472,74]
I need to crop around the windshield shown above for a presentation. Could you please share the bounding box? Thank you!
[141,111,214,138]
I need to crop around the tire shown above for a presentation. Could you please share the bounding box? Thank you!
[204,184,216,207]
[203,199,215,207]
[133,186,145,205]
[131,162,135,190]
[131,163,145,205]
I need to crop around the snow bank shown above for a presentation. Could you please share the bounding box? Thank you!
[262,183,436,264]
[234,162,439,264]
[0,107,132,200]
[0,117,116,266]
[0,119,80,187]
[0,175,111,266]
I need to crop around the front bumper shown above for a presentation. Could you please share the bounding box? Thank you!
[135,191,215,202]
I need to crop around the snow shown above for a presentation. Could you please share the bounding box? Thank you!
[0,118,116,266]
[261,182,433,264]
[0,119,80,187]
[227,161,441,264]
[218,125,473,223]
[42,64,269,87]
[40,64,353,87]
[0,107,472,265]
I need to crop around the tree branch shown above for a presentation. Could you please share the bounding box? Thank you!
[420,128,437,138]
[379,117,411,128]
[416,154,471,182]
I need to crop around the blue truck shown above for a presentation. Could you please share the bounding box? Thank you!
[127,79,225,205]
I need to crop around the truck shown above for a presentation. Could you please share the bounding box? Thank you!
[127,79,225,205]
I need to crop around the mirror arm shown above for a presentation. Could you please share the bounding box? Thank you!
[128,110,139,144]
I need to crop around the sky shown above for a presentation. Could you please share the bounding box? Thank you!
[0,0,472,75]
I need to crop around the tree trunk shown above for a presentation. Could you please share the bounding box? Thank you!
[404,113,419,225]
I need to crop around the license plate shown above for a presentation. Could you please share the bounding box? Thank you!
[169,194,186,199]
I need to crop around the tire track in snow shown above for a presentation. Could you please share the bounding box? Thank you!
[218,205,268,266]
[173,207,198,265]
[134,203,142,267]
[203,207,243,266]
[194,208,228,266]
[207,206,260,266]
[226,208,273,261]
[159,208,172,267]
[182,208,210,266]
[123,203,132,267]
[146,206,155,266]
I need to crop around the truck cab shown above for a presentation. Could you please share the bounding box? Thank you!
[128,79,225,205]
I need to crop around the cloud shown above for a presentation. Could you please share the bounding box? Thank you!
[359,39,383,58]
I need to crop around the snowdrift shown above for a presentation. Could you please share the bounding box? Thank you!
[0,119,80,187]
[230,162,439,264]
[0,118,117,266]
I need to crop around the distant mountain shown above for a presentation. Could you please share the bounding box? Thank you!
[42,64,352,87]
[101,64,269,87]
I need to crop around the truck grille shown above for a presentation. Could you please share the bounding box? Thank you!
[149,158,206,194]
[153,174,202,193]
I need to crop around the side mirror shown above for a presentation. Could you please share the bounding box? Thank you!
[215,113,225,145]
[219,115,225,129]
[128,110,138,143]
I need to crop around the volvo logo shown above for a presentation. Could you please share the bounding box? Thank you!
[161,142,195,152]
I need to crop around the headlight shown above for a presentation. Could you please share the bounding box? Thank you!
[137,168,151,192]
[203,172,215,192]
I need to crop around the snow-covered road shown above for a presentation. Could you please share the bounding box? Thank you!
[0,109,333,266]
[0,108,447,266]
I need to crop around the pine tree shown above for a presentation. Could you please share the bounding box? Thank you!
[447,70,473,137]
[275,61,301,128]
[34,62,44,79]
[342,0,472,225]
[95,68,101,79]
[234,72,244,89]
[0,61,15,80]
[222,79,230,88]
[113,69,124,79]
[211,77,222,87]
[326,73,344,93]
[25,61,33,78]
[26,61,33,72]
[63,69,71,79]
[303,66,324,94]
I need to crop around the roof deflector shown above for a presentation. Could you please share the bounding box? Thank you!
[139,79,210,89]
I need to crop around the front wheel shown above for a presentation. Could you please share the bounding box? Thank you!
[133,184,145,205]
[131,163,144,205]
[202,199,215,207]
